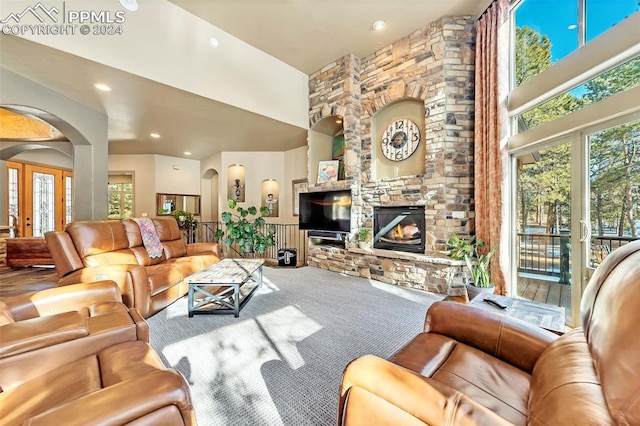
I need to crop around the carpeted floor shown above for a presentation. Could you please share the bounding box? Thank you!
[147,266,443,426]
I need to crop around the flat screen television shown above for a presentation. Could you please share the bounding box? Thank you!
[299,189,352,233]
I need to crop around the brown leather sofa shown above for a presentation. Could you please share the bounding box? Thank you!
[0,340,196,425]
[45,217,221,318]
[0,280,148,391]
[339,239,640,425]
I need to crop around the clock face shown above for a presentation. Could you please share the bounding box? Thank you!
[381,119,421,161]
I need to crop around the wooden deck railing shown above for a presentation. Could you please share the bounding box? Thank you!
[517,232,638,280]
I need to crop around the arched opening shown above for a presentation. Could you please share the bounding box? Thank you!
[308,115,344,184]
[202,168,219,221]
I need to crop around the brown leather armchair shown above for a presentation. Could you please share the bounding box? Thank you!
[339,239,640,425]
[0,280,148,391]
[0,340,196,425]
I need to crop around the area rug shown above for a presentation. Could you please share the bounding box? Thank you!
[147,266,443,426]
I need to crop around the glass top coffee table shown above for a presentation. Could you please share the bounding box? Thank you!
[185,258,264,318]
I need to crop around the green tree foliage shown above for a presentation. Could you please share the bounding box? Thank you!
[516,24,640,239]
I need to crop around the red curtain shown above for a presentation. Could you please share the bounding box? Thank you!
[474,0,510,294]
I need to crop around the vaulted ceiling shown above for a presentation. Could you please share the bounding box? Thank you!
[0,0,492,160]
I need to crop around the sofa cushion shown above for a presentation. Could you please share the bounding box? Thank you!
[0,355,102,425]
[122,219,167,266]
[66,220,130,259]
[0,301,14,326]
[528,328,612,425]
[146,263,184,296]
[392,332,530,425]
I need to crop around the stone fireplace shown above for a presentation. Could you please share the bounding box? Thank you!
[373,206,425,253]
[306,16,475,294]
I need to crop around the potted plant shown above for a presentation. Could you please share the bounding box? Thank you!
[215,199,276,256]
[357,228,372,250]
[445,236,497,300]
[171,210,197,230]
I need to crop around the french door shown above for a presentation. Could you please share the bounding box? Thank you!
[7,161,72,237]
[514,115,640,327]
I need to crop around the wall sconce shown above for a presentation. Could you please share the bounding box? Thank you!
[227,164,245,202]
[261,179,279,217]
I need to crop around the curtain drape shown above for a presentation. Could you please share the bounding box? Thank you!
[474,0,510,294]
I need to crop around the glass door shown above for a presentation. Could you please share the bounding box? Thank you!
[584,118,640,280]
[515,142,572,325]
[20,164,71,237]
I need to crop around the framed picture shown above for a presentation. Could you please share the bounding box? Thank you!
[317,160,339,184]
[292,178,308,216]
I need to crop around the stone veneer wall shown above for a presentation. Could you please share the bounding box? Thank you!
[307,16,475,294]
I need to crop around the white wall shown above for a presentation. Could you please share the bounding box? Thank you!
[154,155,201,195]
[211,149,306,224]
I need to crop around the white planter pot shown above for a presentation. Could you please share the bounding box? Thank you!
[465,283,495,301]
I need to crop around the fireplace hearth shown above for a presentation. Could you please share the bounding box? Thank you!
[373,206,425,253]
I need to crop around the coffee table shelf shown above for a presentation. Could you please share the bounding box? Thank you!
[185,258,264,318]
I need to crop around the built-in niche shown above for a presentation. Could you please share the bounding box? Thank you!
[261,179,279,217]
[372,100,426,179]
[308,115,344,184]
[227,164,245,202]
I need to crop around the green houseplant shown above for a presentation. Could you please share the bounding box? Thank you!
[215,199,276,255]
[445,236,497,299]
[357,228,372,249]
[171,210,197,230]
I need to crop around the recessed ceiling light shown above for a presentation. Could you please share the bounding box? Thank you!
[209,37,219,48]
[150,133,160,138]
[184,152,191,156]
[567,24,577,30]
[336,118,343,124]
[118,0,138,11]
[94,83,111,91]
[372,20,386,31]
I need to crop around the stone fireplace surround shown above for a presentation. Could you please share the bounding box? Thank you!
[306,16,475,294]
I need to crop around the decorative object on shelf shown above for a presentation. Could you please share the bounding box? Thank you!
[261,179,279,217]
[381,118,421,162]
[357,228,372,250]
[227,164,245,202]
[291,178,308,216]
[317,160,339,184]
[215,199,276,256]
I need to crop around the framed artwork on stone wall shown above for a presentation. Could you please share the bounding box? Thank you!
[292,178,308,216]
[317,160,339,184]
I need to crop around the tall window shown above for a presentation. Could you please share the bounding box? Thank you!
[108,174,134,219]
[513,0,639,86]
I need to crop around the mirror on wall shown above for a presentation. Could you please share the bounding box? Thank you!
[156,193,201,216]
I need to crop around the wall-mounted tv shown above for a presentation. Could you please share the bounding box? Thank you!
[299,189,352,233]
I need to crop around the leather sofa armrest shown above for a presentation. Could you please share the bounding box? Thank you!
[0,311,89,358]
[129,308,149,343]
[424,301,557,373]
[187,242,220,257]
[5,280,122,321]
[25,370,196,426]
[339,355,513,426]
[58,264,151,317]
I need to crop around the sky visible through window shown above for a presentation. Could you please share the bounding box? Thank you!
[516,0,638,64]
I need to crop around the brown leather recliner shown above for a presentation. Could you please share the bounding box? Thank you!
[45,217,221,317]
[0,280,148,391]
[0,340,196,425]
[339,239,640,425]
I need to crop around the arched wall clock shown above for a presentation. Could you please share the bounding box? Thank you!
[381,118,421,162]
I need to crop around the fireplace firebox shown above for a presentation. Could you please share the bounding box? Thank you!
[373,206,425,253]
